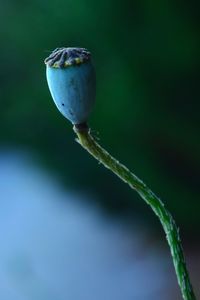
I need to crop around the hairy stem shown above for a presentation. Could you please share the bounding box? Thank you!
[73,125,196,300]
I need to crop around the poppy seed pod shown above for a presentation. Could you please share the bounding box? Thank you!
[44,47,96,125]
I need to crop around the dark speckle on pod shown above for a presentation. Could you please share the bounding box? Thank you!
[44,47,96,125]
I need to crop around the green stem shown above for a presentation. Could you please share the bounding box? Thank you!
[73,125,196,300]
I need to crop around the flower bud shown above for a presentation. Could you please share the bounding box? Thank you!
[44,47,96,125]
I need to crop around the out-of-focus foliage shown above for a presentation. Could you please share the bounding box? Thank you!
[0,0,200,233]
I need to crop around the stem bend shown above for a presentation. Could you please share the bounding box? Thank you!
[73,125,196,300]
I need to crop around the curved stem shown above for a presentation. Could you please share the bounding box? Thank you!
[73,125,196,300]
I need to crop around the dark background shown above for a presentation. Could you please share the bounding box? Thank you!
[0,2,200,294]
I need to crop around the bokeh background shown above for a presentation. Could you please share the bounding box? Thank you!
[0,0,200,299]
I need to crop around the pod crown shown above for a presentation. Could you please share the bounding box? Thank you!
[44,47,91,68]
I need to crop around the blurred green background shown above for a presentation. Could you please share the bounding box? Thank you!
[1,0,200,236]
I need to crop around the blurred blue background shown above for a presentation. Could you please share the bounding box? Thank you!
[0,0,199,299]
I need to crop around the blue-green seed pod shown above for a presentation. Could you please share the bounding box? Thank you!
[44,47,96,125]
